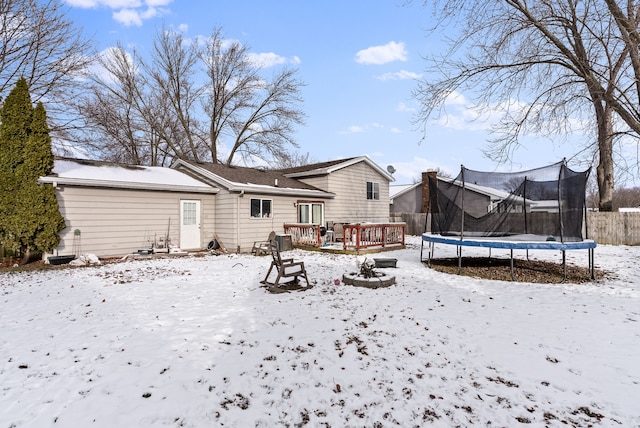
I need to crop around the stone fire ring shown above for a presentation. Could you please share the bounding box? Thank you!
[342,272,396,288]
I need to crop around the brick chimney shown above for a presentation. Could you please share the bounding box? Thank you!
[420,170,438,213]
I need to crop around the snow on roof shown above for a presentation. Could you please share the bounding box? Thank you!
[41,159,216,193]
[389,183,420,199]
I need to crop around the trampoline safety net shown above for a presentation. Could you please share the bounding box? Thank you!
[428,161,591,242]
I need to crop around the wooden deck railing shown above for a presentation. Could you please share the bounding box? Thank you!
[283,223,324,247]
[343,223,406,250]
[283,222,406,251]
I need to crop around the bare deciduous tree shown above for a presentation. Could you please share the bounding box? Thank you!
[0,0,94,143]
[413,0,640,211]
[79,46,153,165]
[144,28,208,163]
[79,28,209,166]
[80,26,305,167]
[271,151,314,169]
[200,28,306,165]
[612,186,640,210]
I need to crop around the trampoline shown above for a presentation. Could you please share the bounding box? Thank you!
[421,161,597,281]
[420,233,596,281]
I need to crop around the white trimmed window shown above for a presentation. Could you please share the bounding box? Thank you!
[251,198,272,218]
[367,181,380,200]
[297,202,324,225]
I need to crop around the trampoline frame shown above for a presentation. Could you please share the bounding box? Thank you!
[421,233,597,281]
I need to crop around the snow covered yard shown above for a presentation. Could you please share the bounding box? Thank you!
[1,237,639,427]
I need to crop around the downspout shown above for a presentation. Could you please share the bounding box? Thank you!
[523,177,528,235]
[458,165,465,274]
[460,166,465,240]
[558,163,565,243]
[237,190,244,253]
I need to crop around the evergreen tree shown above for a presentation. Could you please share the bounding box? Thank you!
[0,77,65,262]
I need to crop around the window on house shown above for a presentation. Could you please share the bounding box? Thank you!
[367,182,380,200]
[251,198,272,218]
[297,202,324,224]
[182,201,197,225]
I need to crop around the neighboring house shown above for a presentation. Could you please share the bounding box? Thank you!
[39,158,218,258]
[173,155,394,253]
[39,155,394,257]
[390,171,552,217]
[390,182,422,214]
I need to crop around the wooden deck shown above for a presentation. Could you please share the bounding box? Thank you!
[283,223,406,254]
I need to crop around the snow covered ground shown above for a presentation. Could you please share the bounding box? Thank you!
[1,236,639,427]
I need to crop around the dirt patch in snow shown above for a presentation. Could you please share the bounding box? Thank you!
[427,257,607,283]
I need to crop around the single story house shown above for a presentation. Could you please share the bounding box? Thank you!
[40,156,394,257]
[38,158,218,258]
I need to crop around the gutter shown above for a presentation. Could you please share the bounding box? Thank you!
[38,176,219,194]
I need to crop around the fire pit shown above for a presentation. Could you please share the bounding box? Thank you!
[342,258,396,289]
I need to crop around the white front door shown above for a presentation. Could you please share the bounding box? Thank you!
[180,200,201,250]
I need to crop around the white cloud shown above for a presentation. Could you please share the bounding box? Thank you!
[246,52,284,67]
[66,0,143,8]
[145,0,172,6]
[390,127,402,134]
[396,102,416,113]
[391,157,454,183]
[431,90,503,132]
[66,0,172,26]
[377,70,422,81]
[355,41,408,65]
[84,46,137,84]
[340,125,366,134]
[443,90,467,106]
[177,23,188,33]
[140,6,161,20]
[339,122,385,135]
[113,8,142,26]
[245,52,301,68]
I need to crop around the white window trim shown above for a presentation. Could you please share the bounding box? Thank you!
[250,198,273,218]
[297,201,325,225]
[367,181,380,200]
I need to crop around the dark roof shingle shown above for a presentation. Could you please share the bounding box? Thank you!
[188,162,321,190]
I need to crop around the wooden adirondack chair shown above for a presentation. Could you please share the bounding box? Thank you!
[261,239,310,288]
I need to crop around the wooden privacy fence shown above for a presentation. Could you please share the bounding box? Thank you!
[390,212,640,246]
[586,212,640,245]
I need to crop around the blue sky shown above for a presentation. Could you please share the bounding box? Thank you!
[64,0,589,184]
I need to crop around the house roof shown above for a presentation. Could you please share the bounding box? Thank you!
[441,178,510,201]
[39,158,217,194]
[389,183,420,201]
[173,160,334,198]
[278,156,395,182]
[388,176,513,203]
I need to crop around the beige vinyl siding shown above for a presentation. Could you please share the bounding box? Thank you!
[235,193,299,252]
[201,189,302,253]
[295,175,329,192]
[298,162,390,225]
[52,186,215,258]
[212,190,238,252]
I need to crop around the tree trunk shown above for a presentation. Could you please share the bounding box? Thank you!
[596,102,615,212]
